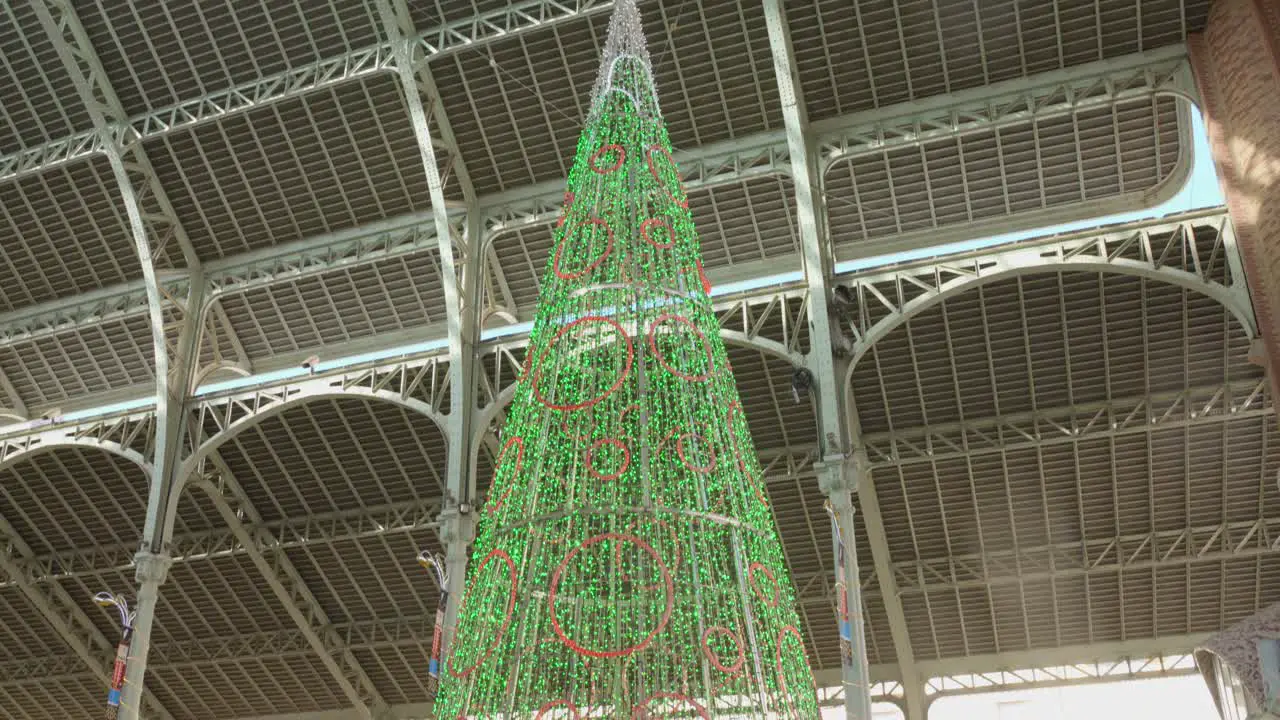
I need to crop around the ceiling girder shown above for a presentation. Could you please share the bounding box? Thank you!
[0,49,1193,351]
[193,457,388,717]
[0,0,613,185]
[1,497,442,589]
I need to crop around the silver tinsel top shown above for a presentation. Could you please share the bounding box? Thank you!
[587,0,660,119]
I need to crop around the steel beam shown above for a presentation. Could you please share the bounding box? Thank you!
[762,3,885,718]
[29,2,210,717]
[376,0,487,664]
[918,635,1211,680]
[193,456,388,717]
[842,210,1255,374]
[852,455,926,720]
[0,0,612,184]
[4,498,442,588]
[816,46,1191,169]
[0,369,27,421]
[0,207,1261,462]
[893,518,1280,594]
[862,379,1271,468]
[0,49,1196,352]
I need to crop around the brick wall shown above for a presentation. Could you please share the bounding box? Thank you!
[1189,0,1280,400]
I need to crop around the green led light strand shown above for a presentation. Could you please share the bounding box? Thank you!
[435,0,821,716]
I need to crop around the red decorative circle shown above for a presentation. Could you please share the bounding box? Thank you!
[696,258,712,295]
[728,401,769,506]
[676,429,716,474]
[647,145,688,209]
[532,316,633,411]
[535,699,581,719]
[776,624,814,720]
[632,692,710,719]
[557,191,575,228]
[647,313,713,382]
[586,437,631,481]
[701,626,745,674]
[618,403,640,435]
[589,144,626,174]
[486,437,524,515]
[748,562,780,608]
[614,518,681,591]
[640,217,675,249]
[446,549,517,678]
[553,217,613,280]
[550,532,674,659]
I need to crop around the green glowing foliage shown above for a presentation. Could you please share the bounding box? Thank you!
[435,1,820,716]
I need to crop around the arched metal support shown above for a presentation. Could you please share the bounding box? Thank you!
[172,368,457,718]
[0,428,152,475]
[0,442,172,720]
[842,211,1256,380]
[180,377,450,503]
[189,459,388,718]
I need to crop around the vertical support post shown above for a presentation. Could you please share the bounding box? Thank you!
[441,211,486,657]
[375,0,484,664]
[761,1,876,717]
[119,552,171,715]
[118,275,203,720]
[30,4,206,718]
[817,459,873,720]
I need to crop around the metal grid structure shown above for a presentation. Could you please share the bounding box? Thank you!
[0,0,1271,719]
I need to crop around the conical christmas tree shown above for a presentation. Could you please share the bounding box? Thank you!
[437,2,822,716]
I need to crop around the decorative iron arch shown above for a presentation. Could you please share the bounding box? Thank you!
[181,385,449,494]
[0,435,151,477]
[841,227,1257,394]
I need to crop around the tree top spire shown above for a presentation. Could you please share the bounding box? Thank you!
[588,0,659,119]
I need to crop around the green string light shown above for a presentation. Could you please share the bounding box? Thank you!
[436,2,821,716]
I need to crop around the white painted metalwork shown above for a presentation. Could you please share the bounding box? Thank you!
[0,0,612,184]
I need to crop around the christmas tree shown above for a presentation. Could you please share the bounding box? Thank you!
[436,0,822,716]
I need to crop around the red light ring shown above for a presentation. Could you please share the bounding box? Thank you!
[553,217,613,280]
[748,561,780,608]
[535,699,581,719]
[640,217,675,249]
[486,436,524,516]
[549,532,674,659]
[446,548,517,678]
[647,313,713,382]
[618,403,640,436]
[631,692,710,719]
[701,626,746,674]
[589,143,626,174]
[676,429,716,473]
[776,624,814,720]
[586,437,631,481]
[532,316,633,411]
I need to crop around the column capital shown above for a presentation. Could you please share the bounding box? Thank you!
[814,451,867,498]
[132,549,173,586]
[436,503,477,550]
